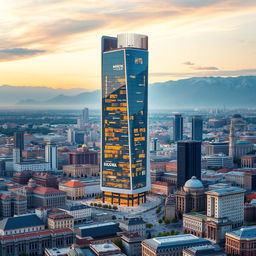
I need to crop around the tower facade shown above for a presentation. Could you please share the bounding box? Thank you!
[45,140,58,170]
[14,131,24,159]
[229,118,235,157]
[101,33,150,206]
[177,141,201,188]
[173,114,183,141]
[192,115,203,141]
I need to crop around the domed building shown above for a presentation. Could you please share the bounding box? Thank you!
[175,176,206,217]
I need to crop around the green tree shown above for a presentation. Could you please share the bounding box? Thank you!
[113,239,123,250]
[156,207,161,214]
[158,219,163,224]
[164,219,170,225]
[112,215,116,220]
[171,217,178,223]
[146,223,153,229]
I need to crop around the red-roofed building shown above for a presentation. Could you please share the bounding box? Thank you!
[150,181,174,196]
[121,232,142,256]
[59,180,85,200]
[0,228,75,256]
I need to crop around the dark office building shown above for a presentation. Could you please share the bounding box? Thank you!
[173,114,183,141]
[14,131,24,159]
[177,140,201,188]
[14,131,24,150]
[68,148,98,165]
[192,115,203,141]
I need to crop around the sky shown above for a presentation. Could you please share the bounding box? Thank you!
[1,0,256,90]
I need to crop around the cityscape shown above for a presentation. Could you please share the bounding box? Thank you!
[1,1,256,256]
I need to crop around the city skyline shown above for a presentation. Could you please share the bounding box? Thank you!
[1,0,256,89]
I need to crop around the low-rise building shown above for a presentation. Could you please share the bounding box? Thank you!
[226,226,256,256]
[59,180,85,200]
[202,154,233,169]
[48,211,74,230]
[63,164,99,178]
[183,245,226,256]
[0,228,75,256]
[241,155,256,168]
[175,177,206,217]
[90,242,125,256]
[0,214,45,235]
[141,234,211,256]
[151,181,174,196]
[164,195,176,221]
[33,186,67,208]
[120,217,146,237]
[76,222,123,245]
[60,204,92,224]
[121,233,142,256]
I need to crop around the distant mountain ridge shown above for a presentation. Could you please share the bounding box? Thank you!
[1,76,256,108]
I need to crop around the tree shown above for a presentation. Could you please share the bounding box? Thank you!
[113,206,118,210]
[112,215,116,220]
[156,207,161,214]
[171,217,178,223]
[158,219,163,224]
[164,219,170,225]
[146,223,153,229]
[170,230,175,235]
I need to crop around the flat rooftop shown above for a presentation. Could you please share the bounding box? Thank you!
[206,186,245,196]
[144,234,210,249]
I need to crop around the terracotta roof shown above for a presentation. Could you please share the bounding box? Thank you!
[63,180,85,187]
[48,213,73,220]
[123,232,141,238]
[0,228,73,241]
[15,195,26,200]
[0,194,11,200]
[33,186,65,195]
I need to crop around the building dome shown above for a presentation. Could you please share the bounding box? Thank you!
[183,176,204,192]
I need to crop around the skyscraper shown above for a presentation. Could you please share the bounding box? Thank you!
[177,140,201,188]
[101,33,150,206]
[81,107,89,125]
[45,140,58,170]
[229,118,235,157]
[173,114,183,141]
[192,115,203,141]
[14,131,24,159]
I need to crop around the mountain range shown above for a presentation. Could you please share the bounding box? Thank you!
[0,76,255,109]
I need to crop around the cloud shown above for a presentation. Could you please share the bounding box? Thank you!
[0,48,46,61]
[183,61,219,70]
[191,66,219,70]
[183,61,195,66]
[1,0,256,63]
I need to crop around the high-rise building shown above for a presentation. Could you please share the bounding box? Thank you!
[81,107,89,125]
[173,114,183,141]
[229,118,235,157]
[77,107,89,128]
[177,141,201,188]
[45,140,58,170]
[150,138,160,152]
[14,131,24,159]
[192,115,203,141]
[101,33,150,206]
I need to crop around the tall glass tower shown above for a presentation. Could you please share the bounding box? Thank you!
[101,33,150,206]
[173,114,183,141]
[192,115,203,141]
